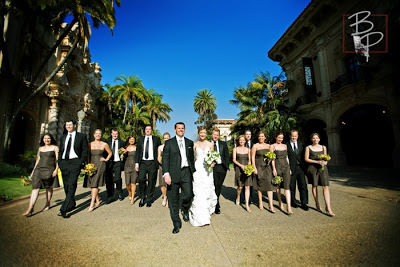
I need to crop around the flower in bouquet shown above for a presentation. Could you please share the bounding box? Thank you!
[204,150,221,172]
[244,164,254,176]
[264,151,276,163]
[272,175,283,185]
[118,148,125,160]
[20,175,32,186]
[79,163,97,179]
[316,154,331,170]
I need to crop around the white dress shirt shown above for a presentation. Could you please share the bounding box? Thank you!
[62,131,78,159]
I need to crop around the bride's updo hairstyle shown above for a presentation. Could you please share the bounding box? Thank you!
[197,126,207,133]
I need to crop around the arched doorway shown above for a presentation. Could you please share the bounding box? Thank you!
[339,104,394,167]
[302,119,328,147]
[9,112,36,163]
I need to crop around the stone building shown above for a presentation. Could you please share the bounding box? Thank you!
[212,119,236,141]
[268,0,399,167]
[0,20,105,162]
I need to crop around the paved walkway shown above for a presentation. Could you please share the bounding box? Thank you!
[0,168,399,266]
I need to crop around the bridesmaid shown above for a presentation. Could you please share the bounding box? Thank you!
[271,132,293,215]
[124,136,138,205]
[233,135,252,212]
[157,132,170,207]
[22,134,59,216]
[87,129,112,212]
[251,131,275,212]
[305,133,335,216]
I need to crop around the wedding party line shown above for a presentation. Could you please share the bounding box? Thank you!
[22,119,335,234]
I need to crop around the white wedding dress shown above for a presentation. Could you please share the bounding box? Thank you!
[189,146,218,227]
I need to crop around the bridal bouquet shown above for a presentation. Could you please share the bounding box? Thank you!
[205,150,221,172]
[264,151,276,163]
[316,154,331,171]
[20,175,32,186]
[244,164,254,176]
[79,163,97,179]
[272,175,283,185]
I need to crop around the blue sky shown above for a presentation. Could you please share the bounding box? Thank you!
[88,0,311,139]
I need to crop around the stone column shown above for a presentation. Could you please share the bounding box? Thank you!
[326,127,346,166]
[48,98,59,138]
[317,47,330,98]
[77,109,86,133]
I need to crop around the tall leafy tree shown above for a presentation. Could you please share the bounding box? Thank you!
[144,90,172,129]
[193,89,217,129]
[1,0,120,159]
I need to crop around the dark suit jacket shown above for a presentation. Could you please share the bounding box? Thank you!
[286,141,305,172]
[162,136,195,182]
[214,140,229,172]
[58,132,88,166]
[135,135,161,165]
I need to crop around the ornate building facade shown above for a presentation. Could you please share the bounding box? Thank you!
[268,0,399,167]
[0,19,105,162]
[212,119,236,141]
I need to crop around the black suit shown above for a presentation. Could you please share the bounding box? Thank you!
[106,138,125,198]
[286,141,308,205]
[162,136,195,228]
[58,131,88,214]
[135,135,161,202]
[212,140,229,211]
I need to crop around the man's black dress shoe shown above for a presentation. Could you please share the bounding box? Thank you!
[215,207,221,214]
[146,202,152,207]
[139,199,145,207]
[172,227,180,234]
[292,202,299,208]
[57,211,69,218]
[301,204,309,211]
[182,211,189,222]
[118,194,124,201]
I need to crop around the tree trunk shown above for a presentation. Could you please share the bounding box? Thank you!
[2,34,79,161]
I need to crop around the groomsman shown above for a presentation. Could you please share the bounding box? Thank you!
[58,119,88,218]
[286,129,309,210]
[211,128,229,214]
[244,130,255,204]
[162,122,195,234]
[106,128,125,203]
[135,125,161,207]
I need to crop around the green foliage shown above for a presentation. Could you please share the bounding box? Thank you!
[0,162,28,178]
[230,71,297,142]
[193,89,217,129]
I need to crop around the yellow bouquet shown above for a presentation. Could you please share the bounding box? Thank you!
[264,151,276,163]
[57,169,64,187]
[244,164,254,176]
[272,175,283,185]
[316,154,331,171]
[20,175,32,186]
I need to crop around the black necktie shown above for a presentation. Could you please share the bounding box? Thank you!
[294,143,298,152]
[144,137,149,159]
[65,134,72,159]
[213,141,217,151]
[112,140,116,160]
[246,141,250,148]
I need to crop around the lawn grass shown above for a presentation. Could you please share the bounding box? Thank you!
[0,176,85,201]
[0,177,35,201]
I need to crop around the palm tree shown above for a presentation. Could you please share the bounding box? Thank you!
[193,89,217,128]
[113,75,146,124]
[100,84,117,121]
[128,105,151,136]
[144,90,172,129]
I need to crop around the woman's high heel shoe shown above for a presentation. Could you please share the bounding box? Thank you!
[325,208,335,217]
[87,205,95,212]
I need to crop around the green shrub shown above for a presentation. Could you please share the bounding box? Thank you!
[0,162,28,178]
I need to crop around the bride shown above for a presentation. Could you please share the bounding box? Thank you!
[189,127,218,227]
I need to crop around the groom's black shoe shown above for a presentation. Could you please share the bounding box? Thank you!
[139,199,145,207]
[172,226,180,234]
[57,211,69,218]
[182,211,189,222]
[215,207,221,214]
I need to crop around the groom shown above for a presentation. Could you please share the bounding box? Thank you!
[211,128,229,214]
[162,122,195,234]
